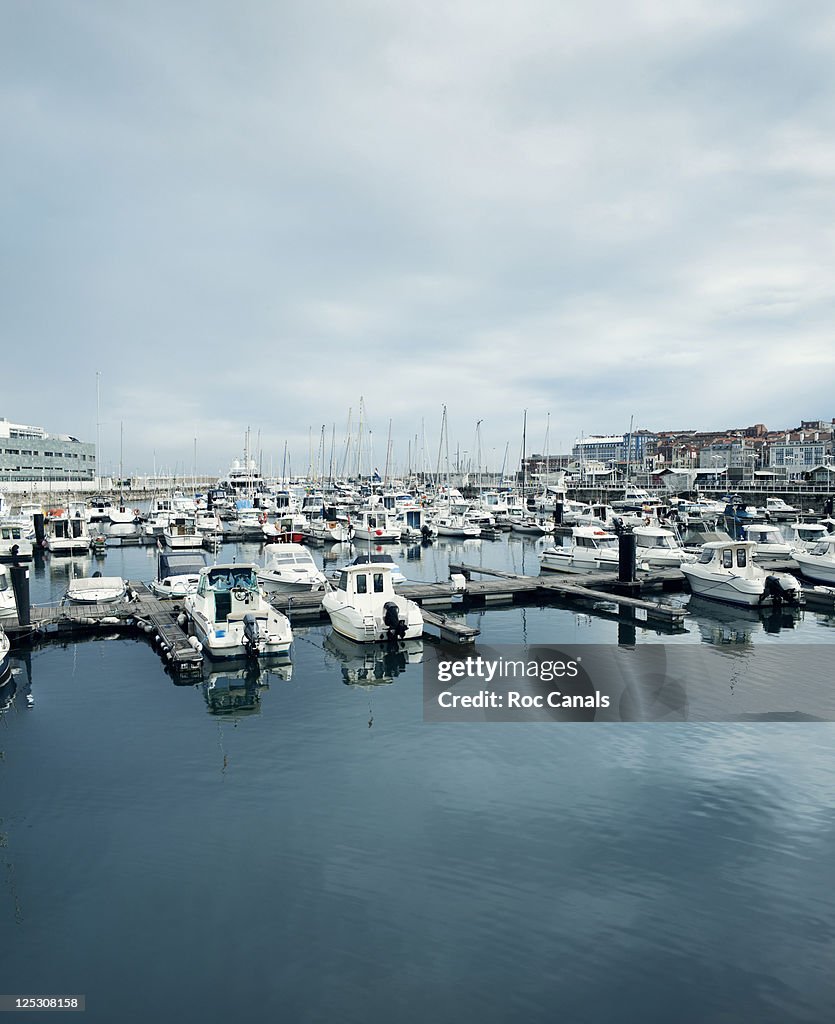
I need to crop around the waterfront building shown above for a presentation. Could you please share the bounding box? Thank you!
[0,417,95,488]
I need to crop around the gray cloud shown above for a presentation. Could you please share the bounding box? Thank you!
[3,1,834,474]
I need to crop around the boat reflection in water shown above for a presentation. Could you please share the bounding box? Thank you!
[202,656,292,716]
[323,630,423,687]
[687,594,800,647]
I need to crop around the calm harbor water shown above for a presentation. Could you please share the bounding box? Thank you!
[2,531,835,1022]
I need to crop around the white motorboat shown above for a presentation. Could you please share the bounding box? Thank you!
[86,497,116,523]
[396,506,436,541]
[0,566,17,618]
[148,551,208,599]
[612,487,657,511]
[349,510,401,543]
[162,514,203,549]
[257,544,327,595]
[681,540,803,607]
[573,504,619,530]
[742,524,795,564]
[303,517,352,543]
[184,563,293,659]
[322,563,423,643]
[65,574,126,604]
[764,497,798,520]
[0,521,35,561]
[509,515,552,536]
[633,526,694,567]
[540,526,620,573]
[793,535,835,584]
[787,523,829,552]
[43,506,91,554]
[432,511,481,538]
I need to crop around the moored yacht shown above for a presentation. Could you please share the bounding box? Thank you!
[793,535,835,584]
[257,544,327,595]
[322,563,423,643]
[540,526,620,573]
[681,540,803,607]
[633,526,694,567]
[65,574,126,604]
[742,524,795,564]
[149,551,208,599]
[184,563,293,659]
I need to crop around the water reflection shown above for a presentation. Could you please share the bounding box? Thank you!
[202,656,292,716]
[323,630,423,686]
[687,596,800,647]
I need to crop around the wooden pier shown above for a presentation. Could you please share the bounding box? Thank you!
[5,582,203,677]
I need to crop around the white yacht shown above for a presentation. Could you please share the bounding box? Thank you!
[633,526,694,567]
[257,544,327,595]
[793,535,835,584]
[43,506,91,554]
[540,526,620,573]
[162,513,203,549]
[432,510,481,538]
[322,563,423,643]
[742,524,795,564]
[184,563,293,659]
[508,515,551,536]
[149,551,208,599]
[65,574,126,604]
[574,504,619,530]
[0,521,35,561]
[349,510,401,543]
[681,540,803,607]
[787,522,829,552]
[764,497,798,519]
[303,517,352,543]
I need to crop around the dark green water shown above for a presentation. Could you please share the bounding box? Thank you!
[2,537,835,1022]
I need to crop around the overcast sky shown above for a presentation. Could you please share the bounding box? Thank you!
[3,0,835,477]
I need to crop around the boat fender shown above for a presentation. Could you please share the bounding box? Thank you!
[177,612,188,628]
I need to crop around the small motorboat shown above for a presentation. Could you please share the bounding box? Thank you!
[257,544,327,595]
[183,563,293,659]
[681,540,803,607]
[322,563,423,643]
[65,573,126,604]
[793,535,835,585]
[149,551,208,599]
[540,526,619,573]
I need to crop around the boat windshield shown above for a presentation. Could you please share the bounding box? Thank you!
[811,541,832,555]
[596,536,618,549]
[0,573,8,592]
[209,568,258,591]
[698,548,714,564]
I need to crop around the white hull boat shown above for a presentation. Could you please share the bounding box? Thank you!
[149,551,208,599]
[322,564,423,643]
[540,527,620,574]
[634,527,693,568]
[681,540,803,607]
[793,536,835,584]
[350,511,401,543]
[184,563,293,659]
[65,575,126,604]
[257,544,327,595]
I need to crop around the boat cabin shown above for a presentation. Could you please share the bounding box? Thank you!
[333,563,397,601]
[695,540,757,571]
